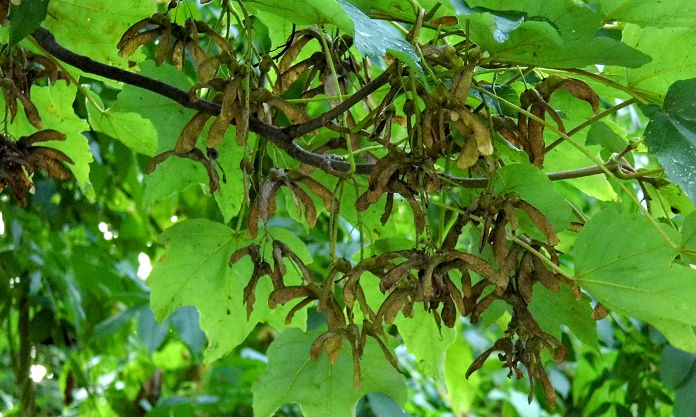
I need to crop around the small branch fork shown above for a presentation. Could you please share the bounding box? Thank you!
[31,27,658,186]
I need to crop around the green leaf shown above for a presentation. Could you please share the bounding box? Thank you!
[44,0,156,70]
[528,282,598,350]
[644,79,696,205]
[661,345,696,390]
[338,1,421,73]
[681,211,696,259]
[86,93,157,156]
[574,209,696,352]
[622,26,696,103]
[586,121,628,154]
[252,328,407,417]
[456,1,650,69]
[598,0,696,28]
[148,220,307,364]
[4,83,92,187]
[492,164,572,235]
[9,0,49,46]
[246,0,354,34]
[444,334,480,415]
[394,307,455,380]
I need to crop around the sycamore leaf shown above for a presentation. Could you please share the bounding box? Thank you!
[252,328,407,417]
[86,91,157,156]
[622,26,696,103]
[3,83,92,187]
[528,282,598,350]
[598,0,696,29]
[395,306,456,380]
[148,220,307,363]
[9,0,49,46]
[645,79,696,205]
[574,209,696,352]
[246,0,354,33]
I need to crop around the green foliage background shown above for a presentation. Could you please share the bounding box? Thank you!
[2,0,696,416]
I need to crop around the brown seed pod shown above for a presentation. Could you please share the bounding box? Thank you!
[531,255,560,292]
[376,288,410,325]
[288,183,318,227]
[19,129,65,145]
[175,112,212,154]
[515,200,559,245]
[441,296,457,328]
[517,253,534,304]
[171,39,185,70]
[268,285,315,308]
[207,81,239,148]
[591,303,610,320]
[119,28,162,58]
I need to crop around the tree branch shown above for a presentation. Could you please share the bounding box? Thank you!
[31,27,375,174]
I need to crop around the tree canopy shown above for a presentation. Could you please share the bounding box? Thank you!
[2,0,696,416]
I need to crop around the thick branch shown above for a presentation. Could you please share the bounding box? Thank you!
[31,27,374,174]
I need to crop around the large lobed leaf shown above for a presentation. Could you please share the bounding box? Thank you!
[644,78,696,205]
[252,328,407,417]
[574,209,696,352]
[147,220,308,363]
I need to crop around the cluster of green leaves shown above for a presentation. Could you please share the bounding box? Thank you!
[2,0,696,416]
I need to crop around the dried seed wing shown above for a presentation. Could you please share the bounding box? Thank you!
[285,297,313,324]
[471,293,496,324]
[257,180,283,222]
[32,147,73,164]
[527,104,546,167]
[492,211,509,268]
[228,244,258,266]
[118,28,161,58]
[117,17,153,49]
[18,94,42,129]
[442,213,470,250]
[171,39,185,70]
[456,133,480,169]
[20,129,65,145]
[325,335,344,364]
[366,154,402,204]
[460,108,493,155]
[368,333,401,371]
[531,255,560,292]
[391,181,425,234]
[431,15,458,26]
[422,111,434,151]
[206,81,238,148]
[342,269,363,309]
[175,112,211,154]
[247,199,260,239]
[197,55,224,83]
[556,78,599,113]
[441,296,457,328]
[376,288,409,324]
[278,32,314,75]
[272,240,287,278]
[465,340,502,378]
[195,20,232,52]
[310,331,336,360]
[291,173,338,213]
[451,66,474,105]
[517,253,534,304]
[380,254,423,292]
[288,183,317,227]
[268,285,315,308]
[591,303,610,320]
[274,58,314,95]
[146,150,175,174]
[516,200,559,245]
[380,192,394,225]
[503,201,519,230]
[155,26,171,66]
[268,97,312,125]
[236,89,249,146]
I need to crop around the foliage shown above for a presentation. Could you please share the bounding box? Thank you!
[2,0,696,416]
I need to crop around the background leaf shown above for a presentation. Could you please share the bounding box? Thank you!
[644,78,696,205]
[251,328,407,417]
[9,0,49,46]
[574,209,696,352]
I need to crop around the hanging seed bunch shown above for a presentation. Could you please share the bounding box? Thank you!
[0,131,73,205]
[113,7,611,409]
[0,45,68,129]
